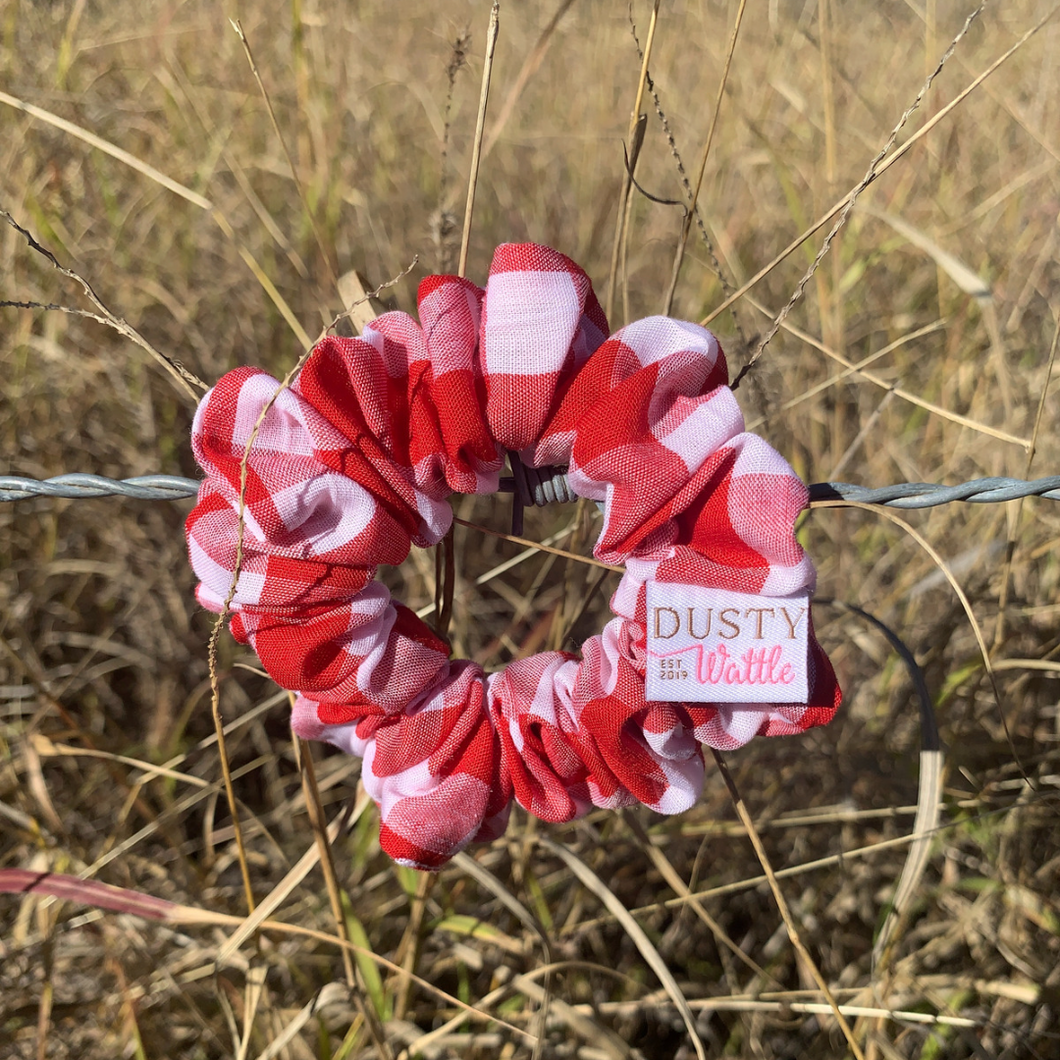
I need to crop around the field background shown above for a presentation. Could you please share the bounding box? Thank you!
[2,1,1059,1057]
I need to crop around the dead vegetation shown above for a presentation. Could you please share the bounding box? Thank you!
[1,1,1059,1057]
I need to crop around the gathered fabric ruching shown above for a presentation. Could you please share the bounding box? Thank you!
[187,243,841,869]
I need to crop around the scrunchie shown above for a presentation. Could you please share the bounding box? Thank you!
[187,243,840,869]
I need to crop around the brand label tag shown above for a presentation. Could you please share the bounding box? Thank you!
[645,583,810,704]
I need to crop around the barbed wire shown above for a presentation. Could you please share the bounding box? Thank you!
[2,471,1060,510]
[0,474,201,502]
[504,468,1060,510]
[808,476,1060,508]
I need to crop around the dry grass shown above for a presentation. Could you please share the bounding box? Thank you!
[2,1,1059,1057]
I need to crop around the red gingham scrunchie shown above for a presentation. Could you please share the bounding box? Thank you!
[187,243,841,869]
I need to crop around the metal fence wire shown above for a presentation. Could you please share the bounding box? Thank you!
[2,471,1060,509]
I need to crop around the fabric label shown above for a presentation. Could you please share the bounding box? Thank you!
[645,583,810,704]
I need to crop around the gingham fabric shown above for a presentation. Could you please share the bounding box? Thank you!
[187,243,841,869]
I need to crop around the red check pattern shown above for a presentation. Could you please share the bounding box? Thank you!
[187,243,841,869]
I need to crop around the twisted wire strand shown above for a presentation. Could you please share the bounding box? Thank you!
[807,476,1060,509]
[0,473,203,501]
[2,472,1060,509]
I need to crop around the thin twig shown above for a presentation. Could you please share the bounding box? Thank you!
[0,89,211,209]
[457,1,501,279]
[205,663,258,914]
[436,530,457,639]
[324,259,418,335]
[1,209,206,401]
[205,261,417,915]
[662,0,748,314]
[230,20,338,291]
[392,873,435,1022]
[620,132,660,322]
[606,0,660,323]
[441,29,471,193]
[438,0,501,643]
[453,517,623,573]
[710,749,867,1060]
[293,728,356,989]
[622,144,682,207]
[1,300,99,316]
[435,28,471,273]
